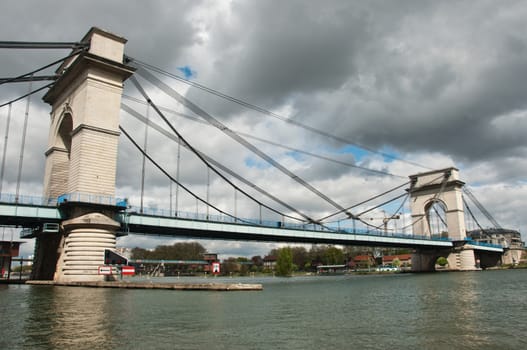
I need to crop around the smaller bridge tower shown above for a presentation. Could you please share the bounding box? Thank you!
[409,167,466,241]
[408,167,478,271]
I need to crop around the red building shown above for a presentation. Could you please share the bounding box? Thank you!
[351,254,376,269]
[0,241,23,279]
[203,253,219,273]
[382,254,412,267]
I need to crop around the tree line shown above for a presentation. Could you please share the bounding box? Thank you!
[131,242,206,260]
[130,241,410,276]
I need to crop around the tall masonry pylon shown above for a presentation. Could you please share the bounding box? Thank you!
[32,28,134,281]
[408,167,466,241]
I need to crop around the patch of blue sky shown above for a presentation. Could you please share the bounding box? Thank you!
[334,144,369,161]
[244,156,271,169]
[285,150,306,162]
[334,144,403,164]
[377,145,401,163]
[177,65,196,79]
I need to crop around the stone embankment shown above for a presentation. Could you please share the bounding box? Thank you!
[26,280,263,291]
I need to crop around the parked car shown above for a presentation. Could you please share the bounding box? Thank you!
[376,265,399,272]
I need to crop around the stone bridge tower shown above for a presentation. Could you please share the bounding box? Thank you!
[408,167,478,271]
[409,167,466,241]
[32,28,134,281]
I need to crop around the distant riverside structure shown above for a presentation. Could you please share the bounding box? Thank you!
[467,228,524,265]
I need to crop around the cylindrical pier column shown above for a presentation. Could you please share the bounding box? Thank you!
[55,212,120,282]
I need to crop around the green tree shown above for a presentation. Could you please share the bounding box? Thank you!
[131,242,206,260]
[323,246,344,265]
[222,257,241,275]
[275,247,294,276]
[131,247,151,259]
[436,256,448,267]
[290,246,309,271]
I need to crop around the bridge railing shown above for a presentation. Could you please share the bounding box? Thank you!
[0,192,128,208]
[1,192,455,243]
[464,239,503,249]
[0,193,56,206]
[124,205,452,242]
[57,192,128,208]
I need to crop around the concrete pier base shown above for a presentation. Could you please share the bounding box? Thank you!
[448,248,478,271]
[412,246,479,272]
[55,212,120,282]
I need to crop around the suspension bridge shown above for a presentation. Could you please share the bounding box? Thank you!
[0,28,522,282]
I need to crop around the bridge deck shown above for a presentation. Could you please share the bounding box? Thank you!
[0,200,503,252]
[120,212,453,249]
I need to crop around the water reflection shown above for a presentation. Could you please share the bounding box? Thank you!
[2,271,525,349]
[24,286,117,349]
[412,272,491,348]
[450,273,489,346]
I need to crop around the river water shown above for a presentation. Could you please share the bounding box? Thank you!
[1,269,526,350]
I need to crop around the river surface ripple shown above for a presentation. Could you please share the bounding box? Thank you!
[1,269,527,349]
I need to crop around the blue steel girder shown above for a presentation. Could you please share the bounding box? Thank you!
[118,212,454,249]
[0,201,478,250]
[0,202,63,227]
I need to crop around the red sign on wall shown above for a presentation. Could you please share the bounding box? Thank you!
[121,266,135,275]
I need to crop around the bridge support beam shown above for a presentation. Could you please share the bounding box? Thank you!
[448,248,478,271]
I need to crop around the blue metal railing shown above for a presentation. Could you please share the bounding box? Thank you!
[1,192,459,243]
[464,239,503,249]
[124,205,452,242]
[0,193,56,206]
[57,192,128,208]
[0,192,128,208]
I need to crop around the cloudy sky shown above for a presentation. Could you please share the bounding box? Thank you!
[1,0,526,258]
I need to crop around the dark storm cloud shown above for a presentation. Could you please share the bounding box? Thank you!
[221,0,527,175]
[1,1,202,78]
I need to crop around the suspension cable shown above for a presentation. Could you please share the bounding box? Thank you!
[431,203,448,227]
[0,82,54,108]
[127,57,431,171]
[0,76,57,84]
[0,41,88,49]
[463,197,485,233]
[120,125,253,225]
[0,50,84,86]
[0,104,12,193]
[316,180,411,222]
[15,75,33,202]
[355,193,409,218]
[121,102,379,223]
[370,193,410,232]
[122,94,405,179]
[139,104,150,213]
[353,172,449,233]
[133,67,351,217]
[175,130,181,215]
[126,78,322,225]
